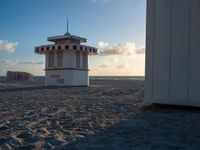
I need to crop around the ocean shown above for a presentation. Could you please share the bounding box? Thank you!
[90,76,144,81]
[0,76,145,81]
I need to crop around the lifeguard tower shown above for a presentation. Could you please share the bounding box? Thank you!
[34,22,98,86]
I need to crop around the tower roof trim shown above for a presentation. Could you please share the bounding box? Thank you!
[47,34,87,43]
[34,43,98,55]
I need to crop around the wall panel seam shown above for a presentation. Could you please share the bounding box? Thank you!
[187,0,191,102]
[151,0,155,99]
[169,0,172,100]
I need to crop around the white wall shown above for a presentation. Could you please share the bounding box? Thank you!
[145,0,200,106]
[45,70,89,86]
[63,50,75,68]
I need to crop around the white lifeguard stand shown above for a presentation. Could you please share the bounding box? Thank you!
[34,22,98,86]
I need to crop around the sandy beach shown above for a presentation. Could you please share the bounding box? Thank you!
[0,80,200,149]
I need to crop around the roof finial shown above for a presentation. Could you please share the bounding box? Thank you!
[67,18,69,34]
[65,18,70,36]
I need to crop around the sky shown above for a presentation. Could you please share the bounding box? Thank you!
[0,0,146,76]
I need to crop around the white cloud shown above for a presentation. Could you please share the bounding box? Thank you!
[0,60,44,68]
[116,63,130,69]
[98,57,119,68]
[35,61,44,65]
[99,42,135,56]
[97,41,109,49]
[0,40,18,53]
[90,41,145,76]
[0,60,45,76]
[19,61,44,65]
[98,41,145,56]
[0,60,44,65]
[136,47,145,54]
[90,57,145,76]
[99,62,109,68]
[0,60,18,65]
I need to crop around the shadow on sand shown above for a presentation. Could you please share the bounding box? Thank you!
[63,105,200,150]
[0,85,88,93]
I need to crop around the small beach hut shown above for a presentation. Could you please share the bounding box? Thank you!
[34,24,98,86]
[145,0,200,106]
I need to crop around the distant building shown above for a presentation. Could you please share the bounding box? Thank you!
[145,0,200,106]
[34,24,98,86]
[7,71,33,81]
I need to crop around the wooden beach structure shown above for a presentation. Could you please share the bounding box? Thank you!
[34,23,98,86]
[145,0,200,106]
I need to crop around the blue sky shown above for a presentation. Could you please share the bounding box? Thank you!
[0,0,146,76]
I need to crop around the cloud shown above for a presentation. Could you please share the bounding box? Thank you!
[0,60,45,76]
[116,63,130,69]
[35,61,44,65]
[97,41,145,56]
[97,41,109,49]
[99,62,108,68]
[98,57,119,68]
[19,61,44,65]
[0,60,18,65]
[99,42,136,56]
[0,60,44,66]
[19,61,33,65]
[0,40,18,53]
[91,41,146,76]
[91,58,145,76]
[135,48,145,54]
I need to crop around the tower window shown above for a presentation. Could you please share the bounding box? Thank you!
[82,52,87,68]
[76,51,80,68]
[65,45,69,49]
[49,52,54,67]
[73,45,77,49]
[57,51,63,67]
